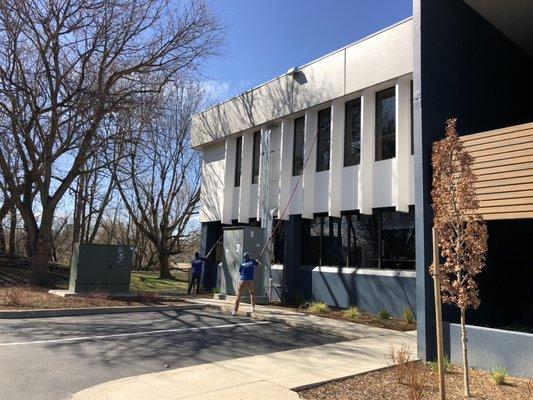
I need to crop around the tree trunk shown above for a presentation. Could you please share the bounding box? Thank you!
[0,221,6,253]
[460,307,470,398]
[158,247,172,279]
[30,233,50,286]
[8,204,16,256]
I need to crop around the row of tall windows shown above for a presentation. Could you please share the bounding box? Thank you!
[300,207,415,270]
[235,84,414,186]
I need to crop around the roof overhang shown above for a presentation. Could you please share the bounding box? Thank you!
[463,0,533,56]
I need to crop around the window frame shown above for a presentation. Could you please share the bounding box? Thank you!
[251,131,261,184]
[292,116,305,176]
[375,87,396,161]
[344,98,362,167]
[234,136,242,187]
[316,107,332,172]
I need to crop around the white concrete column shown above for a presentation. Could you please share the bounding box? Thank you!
[328,99,344,218]
[257,125,272,223]
[302,110,317,219]
[277,118,294,220]
[222,137,237,224]
[238,131,253,223]
[358,89,375,215]
[395,78,411,213]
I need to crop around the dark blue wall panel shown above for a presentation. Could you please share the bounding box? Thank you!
[297,267,416,319]
[444,323,533,377]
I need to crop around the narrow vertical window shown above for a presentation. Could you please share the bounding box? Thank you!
[316,108,331,172]
[292,116,305,176]
[375,87,396,161]
[251,131,261,184]
[234,136,242,187]
[410,81,414,155]
[344,98,361,166]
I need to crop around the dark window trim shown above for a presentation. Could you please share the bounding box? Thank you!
[316,107,331,172]
[292,116,305,176]
[251,131,261,184]
[410,80,414,155]
[344,97,362,167]
[375,87,396,161]
[234,136,242,187]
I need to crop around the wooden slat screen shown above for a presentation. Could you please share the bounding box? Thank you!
[461,122,533,220]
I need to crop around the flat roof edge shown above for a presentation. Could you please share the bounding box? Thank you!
[194,16,413,118]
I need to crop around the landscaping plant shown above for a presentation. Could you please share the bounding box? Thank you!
[377,308,390,320]
[344,306,361,321]
[431,118,488,398]
[403,307,415,324]
[491,367,508,385]
[307,301,329,314]
[430,354,451,374]
[388,343,412,384]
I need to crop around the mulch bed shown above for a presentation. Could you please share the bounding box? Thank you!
[298,362,533,400]
[0,286,186,310]
[270,303,416,332]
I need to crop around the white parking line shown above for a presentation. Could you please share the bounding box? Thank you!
[0,321,270,347]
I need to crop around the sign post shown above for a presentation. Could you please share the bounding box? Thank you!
[433,227,446,400]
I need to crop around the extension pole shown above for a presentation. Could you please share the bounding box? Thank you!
[432,227,446,400]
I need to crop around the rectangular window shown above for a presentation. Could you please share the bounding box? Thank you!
[316,108,331,171]
[339,208,415,270]
[375,87,396,161]
[234,136,242,187]
[251,131,261,184]
[344,98,361,166]
[410,81,414,155]
[292,117,305,176]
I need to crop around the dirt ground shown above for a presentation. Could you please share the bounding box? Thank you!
[270,303,416,332]
[299,362,533,400]
[0,286,187,310]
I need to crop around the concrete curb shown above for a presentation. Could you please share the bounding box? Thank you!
[0,304,207,319]
[195,302,363,340]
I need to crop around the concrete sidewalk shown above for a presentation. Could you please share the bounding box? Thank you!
[186,297,404,340]
[70,330,417,400]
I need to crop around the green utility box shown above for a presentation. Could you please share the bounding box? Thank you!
[68,243,135,293]
[219,226,267,303]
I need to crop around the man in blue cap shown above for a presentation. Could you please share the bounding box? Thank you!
[232,252,261,315]
[188,252,205,295]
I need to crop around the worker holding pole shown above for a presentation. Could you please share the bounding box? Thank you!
[188,252,205,295]
[232,252,261,315]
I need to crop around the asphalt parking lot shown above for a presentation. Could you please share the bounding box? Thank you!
[0,309,343,400]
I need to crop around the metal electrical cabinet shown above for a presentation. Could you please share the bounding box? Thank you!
[68,243,135,293]
[219,226,267,303]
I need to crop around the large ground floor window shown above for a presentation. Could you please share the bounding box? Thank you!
[301,207,415,270]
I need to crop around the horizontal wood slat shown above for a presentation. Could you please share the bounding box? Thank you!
[459,122,533,220]
[484,211,533,220]
[465,134,533,153]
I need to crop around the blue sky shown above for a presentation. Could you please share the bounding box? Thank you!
[203,0,412,103]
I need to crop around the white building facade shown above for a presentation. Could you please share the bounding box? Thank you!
[193,18,416,315]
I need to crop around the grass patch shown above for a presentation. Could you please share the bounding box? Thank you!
[307,301,330,314]
[130,270,189,293]
[430,354,451,374]
[403,307,416,324]
[377,308,390,320]
[491,367,509,385]
[344,306,361,321]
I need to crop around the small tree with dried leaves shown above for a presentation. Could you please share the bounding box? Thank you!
[431,118,488,398]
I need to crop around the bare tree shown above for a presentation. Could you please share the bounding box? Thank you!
[431,118,488,398]
[71,160,115,245]
[0,0,222,284]
[114,82,202,279]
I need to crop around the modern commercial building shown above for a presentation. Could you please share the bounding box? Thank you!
[193,0,533,376]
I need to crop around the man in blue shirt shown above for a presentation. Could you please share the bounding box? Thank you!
[232,252,261,315]
[188,252,205,295]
